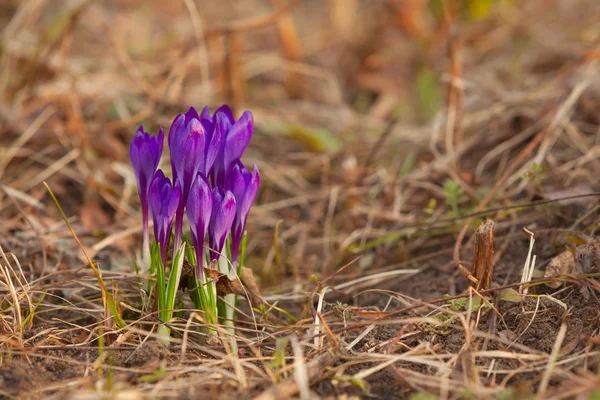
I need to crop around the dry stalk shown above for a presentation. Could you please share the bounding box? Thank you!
[520,228,537,295]
[470,219,495,291]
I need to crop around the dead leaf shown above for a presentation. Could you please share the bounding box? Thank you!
[544,250,575,288]
[205,267,246,298]
[575,243,600,274]
[183,261,264,306]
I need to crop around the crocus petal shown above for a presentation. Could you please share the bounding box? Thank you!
[187,174,213,234]
[148,170,179,262]
[168,182,181,221]
[200,105,211,120]
[225,162,260,261]
[210,109,253,186]
[208,189,236,259]
[184,106,200,122]
[168,107,203,177]
[223,111,253,172]
[171,118,206,204]
[210,112,232,185]
[241,164,260,220]
[203,118,221,176]
[225,161,247,210]
[168,114,186,152]
[213,104,235,125]
[130,126,164,203]
[186,174,213,270]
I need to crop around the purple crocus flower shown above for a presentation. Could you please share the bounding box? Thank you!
[148,169,180,265]
[208,105,254,186]
[169,107,221,178]
[208,188,236,262]
[169,116,206,252]
[169,108,221,251]
[186,173,213,277]
[225,161,260,262]
[130,126,164,268]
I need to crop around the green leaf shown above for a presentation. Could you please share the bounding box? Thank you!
[500,288,522,303]
[165,243,186,321]
[448,296,467,312]
[332,375,368,392]
[400,150,418,176]
[20,291,47,329]
[270,337,290,370]
[139,360,168,383]
[263,122,342,152]
[416,66,442,120]
[466,0,493,20]
[443,179,465,216]
[153,243,167,322]
[589,389,600,400]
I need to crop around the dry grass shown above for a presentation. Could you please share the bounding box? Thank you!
[1,0,600,399]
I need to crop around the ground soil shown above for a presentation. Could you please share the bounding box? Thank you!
[2,0,600,399]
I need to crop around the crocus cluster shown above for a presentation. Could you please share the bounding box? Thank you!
[130,105,260,278]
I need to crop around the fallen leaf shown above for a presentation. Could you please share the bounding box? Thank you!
[544,249,575,288]
[205,267,246,298]
[182,261,264,306]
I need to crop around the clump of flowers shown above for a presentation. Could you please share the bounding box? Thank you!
[130,105,259,341]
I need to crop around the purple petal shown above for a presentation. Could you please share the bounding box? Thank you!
[148,169,166,219]
[226,163,260,261]
[239,164,259,220]
[223,111,253,171]
[199,118,217,175]
[171,118,206,204]
[168,182,181,219]
[200,105,211,120]
[209,190,236,259]
[186,174,213,250]
[225,161,247,210]
[148,169,178,259]
[184,106,200,122]
[168,114,186,151]
[214,104,235,125]
[130,126,163,205]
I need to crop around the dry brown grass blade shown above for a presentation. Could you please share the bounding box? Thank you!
[0,245,23,343]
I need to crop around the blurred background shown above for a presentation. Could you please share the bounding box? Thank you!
[1,0,599,292]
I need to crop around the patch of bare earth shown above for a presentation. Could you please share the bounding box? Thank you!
[2,0,600,399]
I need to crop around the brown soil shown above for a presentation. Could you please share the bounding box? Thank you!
[2,0,600,399]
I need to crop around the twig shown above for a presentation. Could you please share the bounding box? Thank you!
[470,219,495,290]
